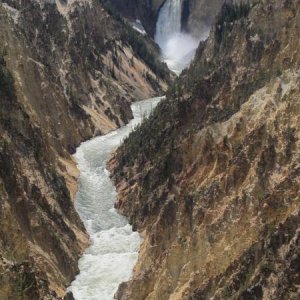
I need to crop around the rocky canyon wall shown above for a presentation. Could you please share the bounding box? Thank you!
[110,0,300,299]
[104,0,165,36]
[0,0,170,298]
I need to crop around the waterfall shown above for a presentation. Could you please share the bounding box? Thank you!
[155,0,183,46]
[155,0,205,74]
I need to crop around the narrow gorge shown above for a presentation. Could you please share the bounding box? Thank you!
[68,1,196,299]
[1,0,300,300]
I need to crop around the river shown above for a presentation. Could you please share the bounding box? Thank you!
[69,97,162,299]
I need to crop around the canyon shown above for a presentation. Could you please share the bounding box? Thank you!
[0,0,299,299]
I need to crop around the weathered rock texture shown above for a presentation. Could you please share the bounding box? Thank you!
[0,0,170,298]
[110,1,300,299]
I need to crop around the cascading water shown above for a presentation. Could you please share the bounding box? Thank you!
[155,0,206,74]
[155,0,183,44]
[68,97,162,300]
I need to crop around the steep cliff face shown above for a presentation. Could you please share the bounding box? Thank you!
[110,1,300,299]
[185,0,225,36]
[0,0,170,298]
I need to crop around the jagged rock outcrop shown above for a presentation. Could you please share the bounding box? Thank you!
[0,0,170,298]
[110,1,300,299]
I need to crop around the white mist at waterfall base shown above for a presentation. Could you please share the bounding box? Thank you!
[69,98,162,300]
[158,32,200,74]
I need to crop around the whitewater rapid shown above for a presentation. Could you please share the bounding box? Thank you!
[69,97,161,300]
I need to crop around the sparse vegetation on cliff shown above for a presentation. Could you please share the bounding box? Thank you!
[0,0,171,298]
[120,25,170,81]
[110,1,300,299]
[215,1,256,44]
[101,0,171,83]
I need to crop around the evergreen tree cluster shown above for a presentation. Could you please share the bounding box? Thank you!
[120,25,170,81]
[100,0,170,82]
[0,51,15,98]
[215,1,256,44]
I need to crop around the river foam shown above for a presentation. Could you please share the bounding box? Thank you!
[69,97,162,299]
